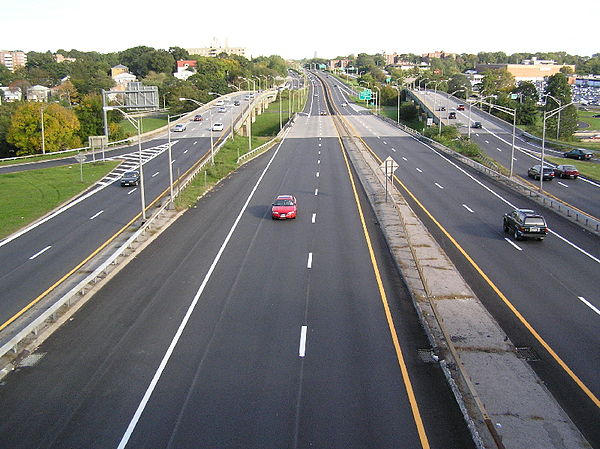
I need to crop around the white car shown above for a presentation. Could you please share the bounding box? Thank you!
[215,100,225,106]
[173,123,186,132]
[212,123,224,131]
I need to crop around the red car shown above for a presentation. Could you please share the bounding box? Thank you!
[271,195,297,220]
[457,104,465,111]
[553,164,579,179]
[194,114,203,121]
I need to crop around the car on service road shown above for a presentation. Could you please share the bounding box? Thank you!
[563,148,593,160]
[527,165,554,181]
[448,112,456,119]
[212,123,224,131]
[233,100,240,106]
[472,121,482,128]
[120,170,140,187]
[271,195,297,220]
[215,100,225,106]
[457,104,465,111]
[173,123,187,132]
[503,209,548,241]
[218,107,227,113]
[553,164,579,179]
[194,114,203,121]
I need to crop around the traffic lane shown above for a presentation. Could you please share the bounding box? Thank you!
[0,141,281,449]
[300,137,474,448]
[361,134,600,394]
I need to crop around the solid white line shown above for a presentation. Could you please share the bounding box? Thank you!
[435,183,444,189]
[462,204,474,213]
[416,167,423,173]
[558,181,569,188]
[152,172,159,177]
[314,189,318,195]
[578,297,600,316]
[307,252,313,268]
[30,245,52,260]
[299,326,308,357]
[116,125,293,449]
[127,188,137,195]
[89,210,104,220]
[504,237,523,251]
[312,213,316,223]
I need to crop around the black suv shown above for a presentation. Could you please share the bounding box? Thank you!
[563,148,593,160]
[503,209,548,241]
[120,170,140,187]
[472,121,482,128]
[527,165,554,181]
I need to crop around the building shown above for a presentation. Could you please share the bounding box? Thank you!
[0,50,27,72]
[54,54,76,63]
[475,59,575,83]
[422,51,456,59]
[0,86,22,102]
[26,85,50,102]
[187,38,245,58]
[111,64,136,88]
[328,59,352,70]
[173,59,197,80]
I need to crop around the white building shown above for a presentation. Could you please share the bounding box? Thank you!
[0,86,22,102]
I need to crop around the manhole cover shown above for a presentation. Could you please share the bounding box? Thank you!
[515,347,540,362]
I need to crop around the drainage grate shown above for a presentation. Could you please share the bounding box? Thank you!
[515,347,540,362]
[18,353,47,367]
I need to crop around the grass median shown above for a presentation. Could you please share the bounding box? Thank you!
[545,156,600,180]
[0,161,120,239]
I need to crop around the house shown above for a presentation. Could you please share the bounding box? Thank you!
[174,59,197,80]
[27,85,50,102]
[0,86,22,102]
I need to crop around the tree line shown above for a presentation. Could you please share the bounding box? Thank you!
[0,47,289,157]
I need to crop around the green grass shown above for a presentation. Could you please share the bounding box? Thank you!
[545,156,600,181]
[0,161,120,239]
[119,116,168,136]
[0,150,85,167]
[578,110,600,130]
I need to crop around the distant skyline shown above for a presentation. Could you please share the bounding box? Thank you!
[3,0,599,60]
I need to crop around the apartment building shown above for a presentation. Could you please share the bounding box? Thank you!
[0,50,27,71]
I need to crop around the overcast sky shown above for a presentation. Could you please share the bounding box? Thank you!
[4,0,598,59]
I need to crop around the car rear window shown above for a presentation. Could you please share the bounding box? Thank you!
[524,217,545,226]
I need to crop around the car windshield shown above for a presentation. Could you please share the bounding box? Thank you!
[563,165,576,170]
[274,200,294,206]
[524,217,545,226]
[124,171,138,177]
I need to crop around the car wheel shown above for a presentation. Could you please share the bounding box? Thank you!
[513,229,520,241]
[536,175,540,180]
[579,156,583,160]
[538,237,544,241]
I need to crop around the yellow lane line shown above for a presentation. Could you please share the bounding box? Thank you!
[335,130,431,448]
[353,126,600,410]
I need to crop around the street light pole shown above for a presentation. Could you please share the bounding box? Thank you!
[542,93,562,140]
[540,101,574,191]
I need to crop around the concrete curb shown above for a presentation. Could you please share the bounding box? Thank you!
[341,134,590,449]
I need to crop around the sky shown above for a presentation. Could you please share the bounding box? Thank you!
[3,0,598,59]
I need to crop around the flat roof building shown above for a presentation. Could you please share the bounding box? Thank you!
[0,50,27,72]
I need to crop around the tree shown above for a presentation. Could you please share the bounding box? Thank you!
[169,46,190,62]
[53,80,79,105]
[447,74,470,98]
[7,103,81,155]
[0,64,15,85]
[480,68,515,95]
[0,102,19,158]
[544,73,577,139]
[74,93,103,141]
[512,82,539,125]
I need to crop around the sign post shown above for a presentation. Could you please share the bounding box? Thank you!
[74,153,86,183]
[379,156,399,202]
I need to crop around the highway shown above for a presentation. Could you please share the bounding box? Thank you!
[0,77,475,448]
[412,89,600,219]
[315,72,600,445]
[0,94,250,332]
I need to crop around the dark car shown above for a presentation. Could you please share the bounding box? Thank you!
[472,121,482,128]
[563,148,593,160]
[553,164,579,179]
[503,209,548,241]
[437,106,446,111]
[120,170,140,187]
[193,114,203,121]
[448,112,456,119]
[527,165,555,181]
[233,100,240,106]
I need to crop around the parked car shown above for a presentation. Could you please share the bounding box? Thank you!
[212,123,224,131]
[457,104,465,111]
[553,164,579,179]
[448,112,456,119]
[503,208,548,241]
[193,114,203,121]
[120,170,140,187]
[271,195,297,220]
[173,123,186,132]
[528,165,555,181]
[472,121,482,128]
[563,148,593,160]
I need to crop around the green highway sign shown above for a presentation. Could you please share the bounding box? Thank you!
[359,89,372,100]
